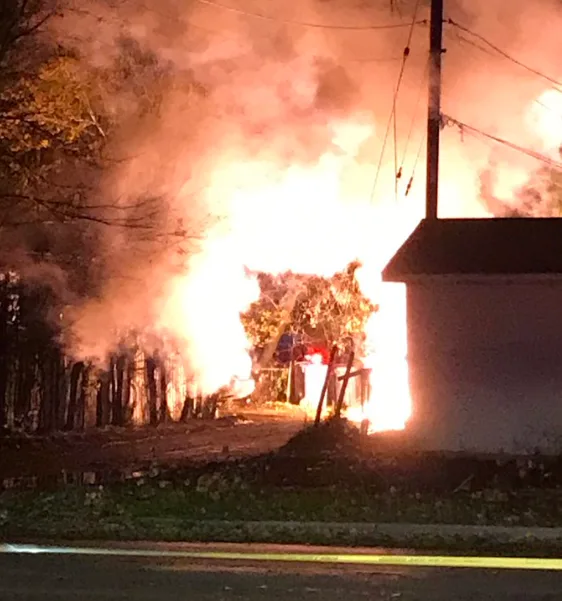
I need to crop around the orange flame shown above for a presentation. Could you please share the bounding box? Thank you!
[157,84,558,432]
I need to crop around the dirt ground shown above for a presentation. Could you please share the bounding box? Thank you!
[0,403,308,480]
[3,402,562,495]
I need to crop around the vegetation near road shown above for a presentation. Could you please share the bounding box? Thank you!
[2,421,562,549]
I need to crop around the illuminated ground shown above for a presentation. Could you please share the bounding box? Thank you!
[0,404,307,480]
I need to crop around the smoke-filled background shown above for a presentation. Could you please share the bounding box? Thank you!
[27,0,562,396]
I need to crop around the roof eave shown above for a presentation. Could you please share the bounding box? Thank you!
[382,273,562,284]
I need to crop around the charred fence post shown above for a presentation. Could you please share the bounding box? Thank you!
[96,370,111,427]
[334,350,355,419]
[55,350,68,430]
[113,354,126,427]
[180,394,194,422]
[158,354,171,423]
[123,357,134,425]
[65,361,84,430]
[145,356,159,426]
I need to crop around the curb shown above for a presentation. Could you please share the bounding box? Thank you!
[155,520,562,547]
[6,519,562,554]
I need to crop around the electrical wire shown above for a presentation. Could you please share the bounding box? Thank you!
[445,18,562,89]
[369,0,423,204]
[444,29,562,119]
[86,3,414,64]
[392,92,399,202]
[404,128,426,197]
[448,118,562,195]
[442,114,562,170]
[397,57,428,187]
[194,0,428,31]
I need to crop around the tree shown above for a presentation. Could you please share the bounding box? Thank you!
[0,0,115,231]
[0,0,56,67]
[241,262,377,359]
[0,55,105,204]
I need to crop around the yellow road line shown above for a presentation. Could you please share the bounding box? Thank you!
[1,544,561,571]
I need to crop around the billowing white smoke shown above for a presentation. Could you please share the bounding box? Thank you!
[53,0,562,407]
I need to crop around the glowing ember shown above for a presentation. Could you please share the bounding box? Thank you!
[306,353,325,366]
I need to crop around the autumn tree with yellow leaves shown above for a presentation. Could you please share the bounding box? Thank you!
[0,1,179,232]
[0,56,106,206]
[0,1,108,229]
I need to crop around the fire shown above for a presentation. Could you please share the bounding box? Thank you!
[158,109,422,430]
[301,353,328,417]
[528,89,562,157]
[355,281,412,432]
[155,64,559,433]
[46,0,562,435]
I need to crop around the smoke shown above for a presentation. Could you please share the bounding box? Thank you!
[33,0,562,392]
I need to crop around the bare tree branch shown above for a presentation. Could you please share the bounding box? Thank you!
[0,0,57,66]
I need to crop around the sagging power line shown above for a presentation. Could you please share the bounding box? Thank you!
[194,0,428,31]
[369,0,424,204]
[442,114,562,171]
[445,18,562,90]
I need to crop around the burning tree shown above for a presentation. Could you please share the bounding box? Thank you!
[241,262,377,367]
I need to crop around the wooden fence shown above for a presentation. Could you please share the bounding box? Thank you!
[0,276,213,434]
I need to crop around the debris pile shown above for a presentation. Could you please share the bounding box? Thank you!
[277,417,364,459]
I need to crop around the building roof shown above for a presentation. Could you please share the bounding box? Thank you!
[382,217,562,282]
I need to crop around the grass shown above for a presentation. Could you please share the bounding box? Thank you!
[2,470,562,529]
[2,420,562,550]
[2,469,562,555]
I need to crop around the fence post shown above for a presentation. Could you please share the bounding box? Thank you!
[334,351,355,419]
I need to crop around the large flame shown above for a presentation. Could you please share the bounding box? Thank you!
[158,110,421,427]
[47,0,562,433]
[155,80,561,430]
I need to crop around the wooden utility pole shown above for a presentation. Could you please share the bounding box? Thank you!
[425,0,444,220]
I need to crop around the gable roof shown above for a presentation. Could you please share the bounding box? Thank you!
[382,217,562,282]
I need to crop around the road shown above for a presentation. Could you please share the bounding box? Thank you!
[0,544,561,600]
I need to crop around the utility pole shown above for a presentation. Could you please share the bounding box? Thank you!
[425,0,444,220]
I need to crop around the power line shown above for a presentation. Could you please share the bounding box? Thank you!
[442,114,562,170]
[453,120,562,197]
[397,57,428,185]
[346,55,404,64]
[65,5,411,65]
[404,128,426,197]
[444,29,562,121]
[369,0,423,204]
[194,0,428,31]
[445,18,562,90]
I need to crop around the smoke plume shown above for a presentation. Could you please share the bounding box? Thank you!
[34,0,562,395]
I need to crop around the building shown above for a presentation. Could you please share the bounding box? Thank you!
[382,217,562,455]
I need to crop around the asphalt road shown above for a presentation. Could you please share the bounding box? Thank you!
[1,545,562,600]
